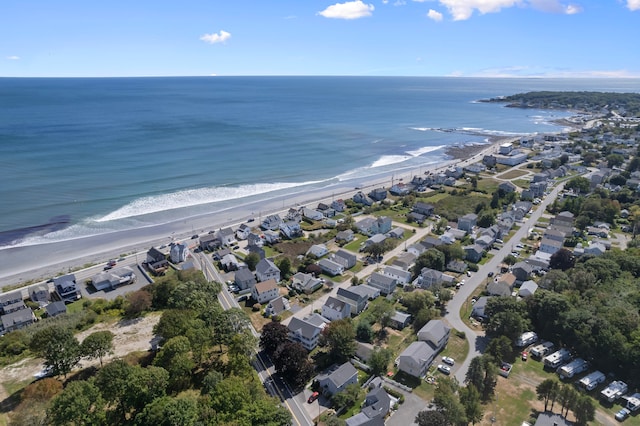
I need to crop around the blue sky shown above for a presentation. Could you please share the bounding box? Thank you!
[1,0,639,77]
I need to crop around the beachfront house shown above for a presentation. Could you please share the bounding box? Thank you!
[331,199,347,212]
[90,267,136,292]
[261,214,282,231]
[170,242,189,263]
[216,227,237,246]
[353,192,373,206]
[236,224,251,240]
[368,188,387,202]
[29,284,50,305]
[53,274,81,303]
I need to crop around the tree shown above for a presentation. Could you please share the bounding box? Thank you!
[278,257,292,279]
[368,347,392,376]
[503,254,517,266]
[565,176,590,194]
[484,297,531,341]
[323,318,356,363]
[536,378,558,411]
[80,330,114,367]
[606,153,625,168]
[356,321,374,343]
[152,336,195,392]
[21,378,63,403]
[29,325,81,378]
[47,380,106,426]
[572,394,595,426]
[433,378,467,425]
[400,290,435,316]
[549,248,575,271]
[415,410,447,426]
[133,394,199,426]
[485,335,512,362]
[414,249,446,274]
[438,288,453,306]
[245,252,260,271]
[436,243,466,264]
[154,309,198,342]
[464,355,497,402]
[413,307,436,332]
[331,383,361,409]
[273,341,314,388]
[477,210,495,228]
[260,321,289,356]
[125,290,152,317]
[459,384,484,425]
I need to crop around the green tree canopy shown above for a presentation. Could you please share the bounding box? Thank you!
[30,325,81,378]
[80,330,114,367]
[47,380,106,426]
[322,318,356,364]
[260,321,289,356]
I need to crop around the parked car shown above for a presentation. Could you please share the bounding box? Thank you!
[191,234,199,239]
[442,356,455,366]
[488,271,494,277]
[107,259,117,267]
[521,352,528,361]
[308,391,320,403]
[247,218,255,222]
[615,408,630,422]
[437,364,451,375]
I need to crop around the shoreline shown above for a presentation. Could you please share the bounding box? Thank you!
[0,137,508,288]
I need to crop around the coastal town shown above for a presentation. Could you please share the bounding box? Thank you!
[2,100,640,426]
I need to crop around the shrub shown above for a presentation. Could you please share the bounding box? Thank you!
[252,303,262,312]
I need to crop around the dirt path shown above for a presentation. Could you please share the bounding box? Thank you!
[0,313,161,405]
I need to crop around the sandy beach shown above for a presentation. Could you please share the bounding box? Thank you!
[0,138,506,288]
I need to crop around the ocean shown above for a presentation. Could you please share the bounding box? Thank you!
[1,76,639,251]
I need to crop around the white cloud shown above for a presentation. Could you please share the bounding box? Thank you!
[628,0,640,11]
[394,0,407,5]
[435,0,583,20]
[529,0,582,14]
[200,30,231,44]
[564,4,582,14]
[318,1,375,19]
[6,55,20,60]
[427,9,444,20]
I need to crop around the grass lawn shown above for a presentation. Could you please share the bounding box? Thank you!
[499,169,529,180]
[433,194,491,221]
[439,329,469,367]
[344,235,367,252]
[513,178,531,189]
[417,192,449,203]
[371,207,412,223]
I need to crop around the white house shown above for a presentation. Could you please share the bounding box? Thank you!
[287,314,329,350]
[322,296,351,321]
[417,319,451,351]
[236,224,252,240]
[367,272,397,295]
[383,266,412,284]
[398,341,436,378]
[216,227,237,246]
[307,244,329,258]
[251,279,279,304]
[170,243,189,263]
[256,259,281,282]
[318,259,344,276]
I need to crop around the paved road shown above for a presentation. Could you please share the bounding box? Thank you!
[446,180,568,384]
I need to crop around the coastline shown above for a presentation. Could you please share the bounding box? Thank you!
[0,137,507,288]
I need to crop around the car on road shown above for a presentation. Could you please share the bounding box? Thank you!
[442,356,455,366]
[232,245,240,250]
[308,391,320,403]
[466,271,472,277]
[103,265,113,271]
[191,234,199,239]
[437,364,451,375]
[107,259,117,267]
[615,408,630,421]
[247,218,255,222]
[488,271,494,277]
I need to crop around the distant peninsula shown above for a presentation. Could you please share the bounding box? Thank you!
[481,91,640,116]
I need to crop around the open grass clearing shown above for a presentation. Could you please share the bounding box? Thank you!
[499,169,529,180]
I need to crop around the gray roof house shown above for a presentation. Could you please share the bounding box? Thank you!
[383,265,412,284]
[322,296,351,322]
[256,258,281,282]
[307,244,329,258]
[519,280,539,298]
[90,267,136,292]
[287,314,329,351]
[29,284,50,304]
[398,341,437,378]
[367,272,397,295]
[368,188,387,202]
[361,387,391,421]
[417,319,451,351]
[336,230,355,243]
[464,245,484,263]
[264,296,290,317]
[458,213,477,232]
[387,227,405,239]
[53,274,81,303]
[318,362,359,396]
[413,202,435,216]
[471,296,492,321]
[389,311,412,330]
[512,261,534,282]
[235,268,257,290]
[291,272,323,294]
[45,300,67,317]
[353,191,374,206]
[261,214,283,231]
[337,287,368,315]
[318,258,344,276]
[392,252,416,270]
[1,309,35,335]
[333,249,357,269]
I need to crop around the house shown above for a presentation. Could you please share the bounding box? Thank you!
[1,309,36,334]
[389,311,412,330]
[198,234,219,251]
[307,244,329,258]
[464,245,484,263]
[280,221,303,239]
[387,227,405,239]
[337,287,368,315]
[495,152,528,166]
[356,216,392,236]
[261,214,283,231]
[413,202,434,216]
[90,267,136,291]
[499,142,513,154]
[221,254,240,272]
[368,188,387,202]
[318,259,344,276]
[247,233,264,248]
[264,296,290,317]
[439,232,455,245]
[45,300,67,317]
[533,412,571,426]
[170,243,189,263]
[392,252,416,270]
[331,199,347,212]
[458,213,477,232]
[53,274,81,303]
[236,223,252,241]
[333,250,357,269]
[364,234,387,248]
[353,191,374,206]
[475,234,494,248]
[538,238,563,255]
[358,387,391,423]
[322,296,352,321]
[336,230,355,243]
[263,230,281,244]
[302,207,325,221]
[235,268,257,290]
[482,155,497,167]
[383,266,411,284]
[29,284,50,304]
[519,280,539,297]
[0,292,24,315]
[446,260,468,274]
[552,211,574,228]
[291,272,323,294]
[464,163,486,174]
[512,262,534,282]
[216,227,237,246]
[318,362,359,396]
[251,279,279,304]
[367,272,397,295]
[286,208,302,222]
[407,212,427,224]
[499,181,517,193]
[543,228,565,243]
[348,285,380,301]
[398,341,437,378]
[287,314,329,351]
[256,258,281,282]
[488,273,516,296]
[416,268,455,289]
[146,247,167,264]
[417,319,451,351]
[471,296,491,321]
